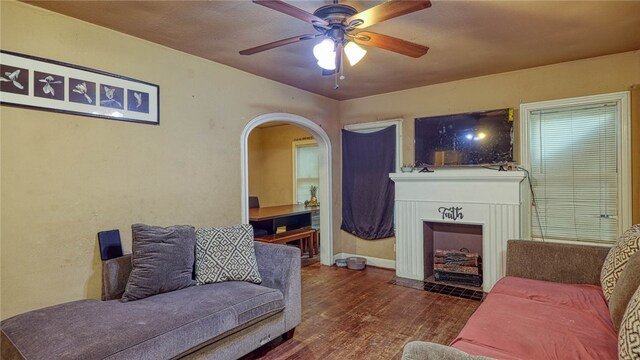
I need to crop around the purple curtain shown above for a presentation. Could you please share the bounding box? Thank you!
[341,126,396,240]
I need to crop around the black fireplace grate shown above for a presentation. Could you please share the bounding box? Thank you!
[388,278,485,301]
[434,271,482,288]
[423,281,485,301]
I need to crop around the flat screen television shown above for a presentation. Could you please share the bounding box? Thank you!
[415,108,514,167]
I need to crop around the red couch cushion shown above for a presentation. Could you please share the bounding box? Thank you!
[450,276,617,360]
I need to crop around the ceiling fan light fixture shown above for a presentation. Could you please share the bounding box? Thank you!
[317,56,336,70]
[313,38,337,70]
[344,41,367,66]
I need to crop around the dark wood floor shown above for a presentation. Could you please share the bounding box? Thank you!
[245,263,480,359]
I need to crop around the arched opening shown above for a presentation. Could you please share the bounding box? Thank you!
[241,113,333,265]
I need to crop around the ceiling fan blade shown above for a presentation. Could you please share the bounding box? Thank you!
[347,0,431,29]
[239,34,320,55]
[353,31,428,58]
[253,0,329,27]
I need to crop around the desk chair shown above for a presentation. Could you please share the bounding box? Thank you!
[249,196,269,237]
[248,196,260,209]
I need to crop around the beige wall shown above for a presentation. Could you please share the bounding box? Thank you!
[338,51,640,261]
[248,124,315,207]
[0,2,340,319]
[2,1,638,320]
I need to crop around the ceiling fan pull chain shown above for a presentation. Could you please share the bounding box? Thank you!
[339,48,345,81]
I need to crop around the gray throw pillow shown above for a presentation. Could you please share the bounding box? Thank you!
[195,224,262,285]
[121,224,196,302]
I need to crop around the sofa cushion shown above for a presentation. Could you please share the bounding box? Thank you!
[122,224,196,301]
[601,224,640,302]
[609,251,640,331]
[619,285,640,359]
[195,224,262,285]
[0,282,284,360]
[489,276,609,315]
[450,276,617,360]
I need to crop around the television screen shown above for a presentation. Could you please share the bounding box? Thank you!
[415,108,514,166]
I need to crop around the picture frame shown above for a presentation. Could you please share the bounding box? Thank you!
[0,50,159,125]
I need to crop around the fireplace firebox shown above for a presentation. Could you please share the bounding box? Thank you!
[424,222,483,288]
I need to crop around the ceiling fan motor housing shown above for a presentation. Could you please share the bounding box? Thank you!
[313,4,360,41]
[313,4,358,23]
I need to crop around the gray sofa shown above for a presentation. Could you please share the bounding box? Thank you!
[1,242,301,360]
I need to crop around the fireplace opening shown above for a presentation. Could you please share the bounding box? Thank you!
[424,222,483,290]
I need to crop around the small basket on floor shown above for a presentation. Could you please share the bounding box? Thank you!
[346,257,366,270]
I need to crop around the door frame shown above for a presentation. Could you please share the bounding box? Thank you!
[241,113,334,265]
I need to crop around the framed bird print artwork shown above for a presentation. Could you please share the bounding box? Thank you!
[0,50,159,125]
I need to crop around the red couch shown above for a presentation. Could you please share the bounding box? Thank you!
[402,240,618,360]
[450,276,616,359]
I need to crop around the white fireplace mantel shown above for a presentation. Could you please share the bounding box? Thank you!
[390,169,526,292]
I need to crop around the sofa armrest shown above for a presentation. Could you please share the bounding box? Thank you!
[402,341,493,360]
[254,242,301,332]
[506,240,610,285]
[101,254,133,301]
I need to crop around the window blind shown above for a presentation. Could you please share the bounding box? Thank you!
[295,144,319,204]
[528,102,618,243]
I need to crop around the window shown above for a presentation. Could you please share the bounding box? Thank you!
[293,140,319,204]
[520,92,631,244]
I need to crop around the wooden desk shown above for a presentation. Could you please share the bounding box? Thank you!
[249,204,318,235]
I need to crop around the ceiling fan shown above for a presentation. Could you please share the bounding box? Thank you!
[239,0,431,75]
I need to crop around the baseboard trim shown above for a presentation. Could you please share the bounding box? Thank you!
[333,253,396,270]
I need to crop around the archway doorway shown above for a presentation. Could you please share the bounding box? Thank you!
[241,113,333,265]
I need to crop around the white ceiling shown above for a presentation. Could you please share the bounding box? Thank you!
[26,0,640,101]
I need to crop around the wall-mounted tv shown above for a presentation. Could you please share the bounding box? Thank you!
[415,108,514,166]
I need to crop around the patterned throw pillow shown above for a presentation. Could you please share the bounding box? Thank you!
[195,224,262,285]
[619,285,640,359]
[601,224,640,302]
[609,252,640,331]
